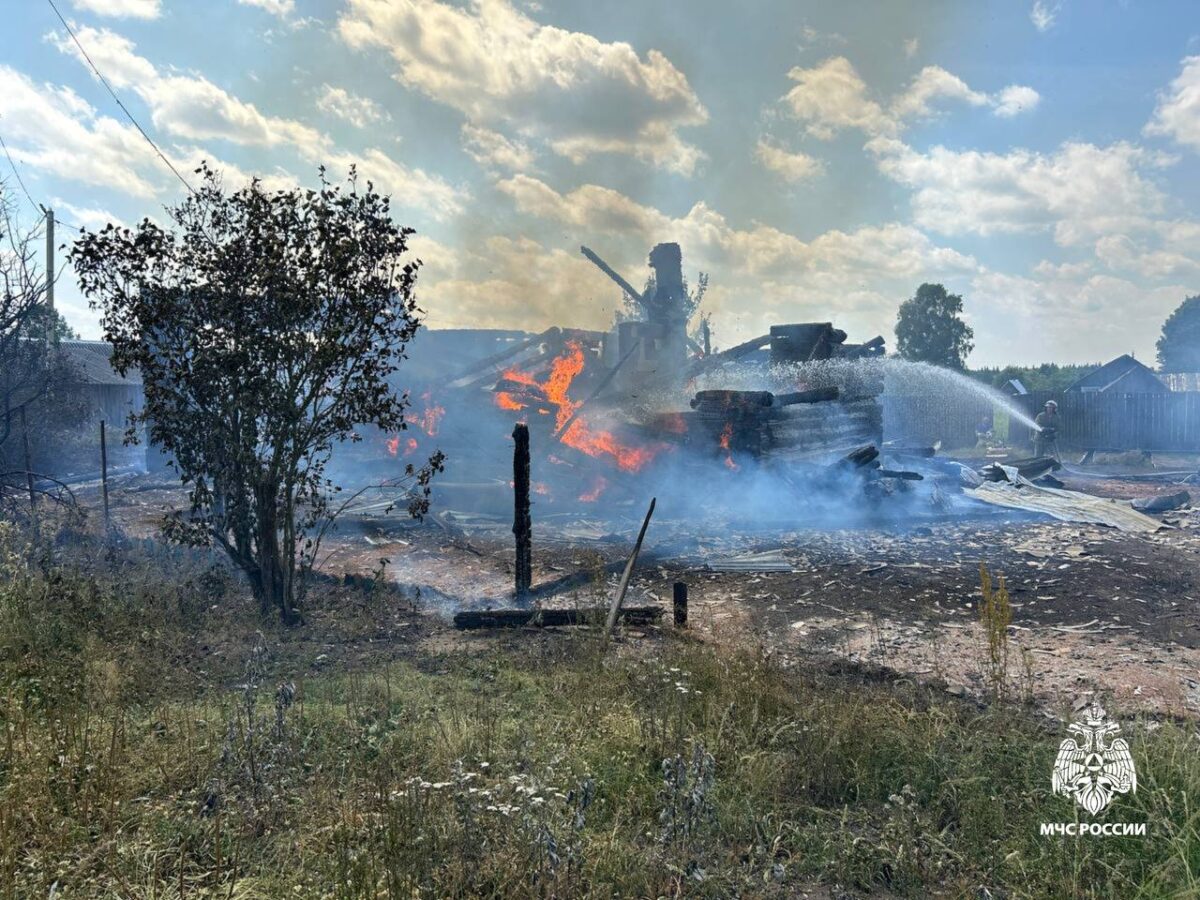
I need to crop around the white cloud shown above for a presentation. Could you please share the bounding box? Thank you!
[70,0,160,19]
[782,57,1037,139]
[0,65,164,198]
[1146,56,1200,151]
[1030,1,1061,32]
[50,26,324,148]
[429,173,981,341]
[496,174,974,283]
[461,124,537,172]
[993,84,1041,118]
[890,66,988,121]
[316,84,388,128]
[237,0,295,17]
[754,139,823,183]
[970,267,1189,363]
[423,173,981,340]
[337,0,708,174]
[869,138,1171,245]
[783,57,893,139]
[47,26,465,218]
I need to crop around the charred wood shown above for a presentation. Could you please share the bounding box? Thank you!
[454,606,663,630]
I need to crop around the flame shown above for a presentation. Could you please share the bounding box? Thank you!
[493,340,664,473]
[404,437,418,456]
[719,422,738,470]
[386,435,400,456]
[542,342,584,431]
[579,475,607,502]
[508,480,552,497]
[562,419,659,473]
[413,392,445,436]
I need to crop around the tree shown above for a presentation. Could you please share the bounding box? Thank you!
[895,283,974,369]
[0,183,87,514]
[1156,295,1200,373]
[70,165,442,622]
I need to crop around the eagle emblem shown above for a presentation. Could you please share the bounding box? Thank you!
[1052,702,1136,815]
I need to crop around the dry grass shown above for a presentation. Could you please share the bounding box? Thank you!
[0,521,1198,897]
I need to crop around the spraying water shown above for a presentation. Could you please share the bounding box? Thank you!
[688,356,1041,432]
[874,359,1041,432]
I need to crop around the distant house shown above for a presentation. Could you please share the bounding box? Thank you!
[58,339,144,425]
[1065,354,1168,394]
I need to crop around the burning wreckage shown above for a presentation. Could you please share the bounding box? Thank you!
[335,241,1166,625]
[354,242,1000,523]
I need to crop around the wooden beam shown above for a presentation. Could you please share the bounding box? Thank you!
[454,606,662,630]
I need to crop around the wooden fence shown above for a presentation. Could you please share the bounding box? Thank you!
[882,394,994,449]
[1018,390,1200,453]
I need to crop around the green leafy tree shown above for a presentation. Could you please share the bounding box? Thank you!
[895,283,975,370]
[70,165,442,623]
[1156,295,1200,373]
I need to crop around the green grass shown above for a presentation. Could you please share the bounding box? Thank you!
[0,521,1198,897]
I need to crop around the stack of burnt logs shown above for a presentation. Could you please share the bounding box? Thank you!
[657,384,884,463]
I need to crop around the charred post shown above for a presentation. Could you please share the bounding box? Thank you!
[512,423,532,598]
[673,581,688,628]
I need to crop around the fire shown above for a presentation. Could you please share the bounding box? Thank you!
[562,419,659,473]
[386,435,400,456]
[413,392,445,436]
[542,342,584,431]
[492,340,664,473]
[579,475,608,502]
[719,422,738,470]
[404,437,418,456]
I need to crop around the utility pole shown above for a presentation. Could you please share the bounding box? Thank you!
[44,207,54,315]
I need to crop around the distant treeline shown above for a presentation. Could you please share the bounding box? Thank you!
[968,363,1102,392]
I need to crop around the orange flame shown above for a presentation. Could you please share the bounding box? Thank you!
[386,435,400,456]
[493,340,664,473]
[719,422,738,470]
[413,392,445,436]
[579,475,608,502]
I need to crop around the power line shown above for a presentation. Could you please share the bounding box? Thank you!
[0,129,40,212]
[0,127,82,232]
[45,0,194,196]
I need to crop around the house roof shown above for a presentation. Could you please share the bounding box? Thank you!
[58,340,142,386]
[1065,354,1167,393]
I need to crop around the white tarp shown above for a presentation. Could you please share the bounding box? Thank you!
[967,481,1164,533]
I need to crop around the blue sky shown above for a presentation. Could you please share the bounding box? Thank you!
[1,0,1198,366]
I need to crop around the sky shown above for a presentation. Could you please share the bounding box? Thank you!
[1,0,1198,367]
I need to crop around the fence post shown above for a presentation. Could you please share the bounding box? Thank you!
[100,419,110,527]
[20,406,34,515]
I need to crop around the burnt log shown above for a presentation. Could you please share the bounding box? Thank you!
[839,444,880,468]
[772,386,840,406]
[876,469,924,481]
[1132,491,1190,513]
[454,606,663,630]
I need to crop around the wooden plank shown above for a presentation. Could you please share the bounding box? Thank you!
[454,606,663,630]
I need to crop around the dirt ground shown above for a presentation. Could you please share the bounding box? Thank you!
[97,460,1200,718]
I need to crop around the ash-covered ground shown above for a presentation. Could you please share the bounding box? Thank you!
[97,462,1200,718]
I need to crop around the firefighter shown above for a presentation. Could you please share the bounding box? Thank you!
[1034,400,1060,459]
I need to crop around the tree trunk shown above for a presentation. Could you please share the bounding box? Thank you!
[254,483,296,624]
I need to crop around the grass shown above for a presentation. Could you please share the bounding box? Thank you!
[0,521,1199,897]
